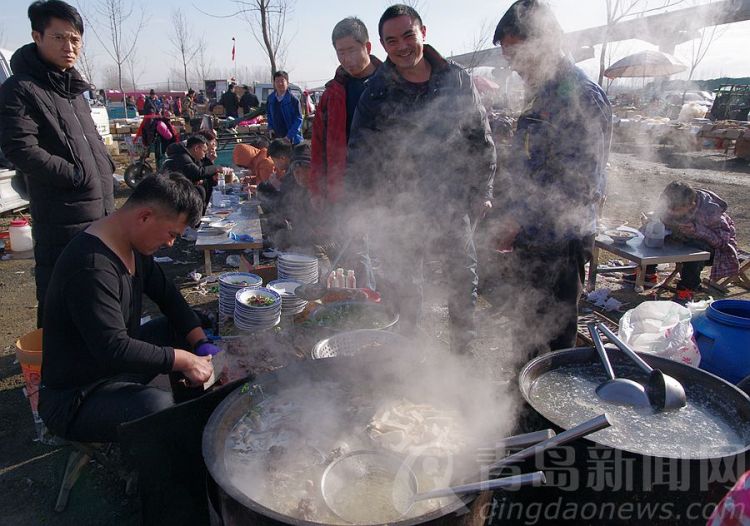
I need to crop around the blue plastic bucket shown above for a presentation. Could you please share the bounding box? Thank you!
[692,299,750,384]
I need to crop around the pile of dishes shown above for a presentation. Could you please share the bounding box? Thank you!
[276,253,319,284]
[267,279,307,316]
[219,272,262,316]
[234,287,282,332]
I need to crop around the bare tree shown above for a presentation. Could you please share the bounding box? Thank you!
[459,19,494,71]
[598,0,684,86]
[168,10,201,90]
[679,1,727,102]
[78,0,145,114]
[124,47,145,92]
[205,0,295,80]
[101,65,121,89]
[78,45,97,86]
[192,37,215,87]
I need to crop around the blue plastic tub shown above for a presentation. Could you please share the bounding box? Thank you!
[215,146,234,168]
[692,299,750,384]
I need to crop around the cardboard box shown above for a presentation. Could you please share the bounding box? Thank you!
[239,256,277,283]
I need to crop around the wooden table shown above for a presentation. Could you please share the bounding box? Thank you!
[195,200,264,275]
[587,234,711,292]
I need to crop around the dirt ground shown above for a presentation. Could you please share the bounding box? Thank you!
[0,146,749,525]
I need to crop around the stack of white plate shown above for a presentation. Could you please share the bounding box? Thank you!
[219,272,262,316]
[267,279,307,316]
[234,287,282,332]
[277,253,319,284]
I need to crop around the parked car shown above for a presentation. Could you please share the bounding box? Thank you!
[0,47,29,214]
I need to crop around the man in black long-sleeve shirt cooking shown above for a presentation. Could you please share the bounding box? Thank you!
[39,174,219,443]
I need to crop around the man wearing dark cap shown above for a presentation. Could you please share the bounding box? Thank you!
[0,0,116,326]
[143,88,158,115]
[491,0,612,357]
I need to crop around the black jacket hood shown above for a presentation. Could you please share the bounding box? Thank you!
[10,43,90,99]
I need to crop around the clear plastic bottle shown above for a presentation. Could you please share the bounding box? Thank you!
[346,270,356,289]
[334,268,345,288]
[217,177,226,195]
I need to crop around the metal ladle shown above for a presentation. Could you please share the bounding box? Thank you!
[587,322,651,407]
[486,413,611,475]
[596,323,687,411]
[294,235,354,301]
[321,450,545,523]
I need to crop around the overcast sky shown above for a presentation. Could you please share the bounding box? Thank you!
[2,0,748,89]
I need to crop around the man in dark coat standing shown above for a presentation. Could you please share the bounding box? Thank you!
[220,83,239,119]
[346,4,496,355]
[0,0,116,326]
[491,0,612,357]
[239,85,259,115]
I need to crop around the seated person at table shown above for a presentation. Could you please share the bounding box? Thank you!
[625,181,739,291]
[233,142,275,184]
[38,174,220,443]
[659,181,739,290]
[257,138,293,199]
[196,129,233,206]
[273,142,327,250]
[162,135,223,211]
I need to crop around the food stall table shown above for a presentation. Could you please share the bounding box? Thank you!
[196,200,264,275]
[587,235,711,292]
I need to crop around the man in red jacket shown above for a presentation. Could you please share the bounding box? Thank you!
[310,17,382,205]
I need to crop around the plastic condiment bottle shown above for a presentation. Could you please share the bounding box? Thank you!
[644,218,666,248]
[346,270,356,289]
[9,218,33,252]
[334,268,345,288]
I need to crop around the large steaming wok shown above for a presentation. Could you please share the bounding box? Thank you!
[518,347,750,459]
[204,351,534,526]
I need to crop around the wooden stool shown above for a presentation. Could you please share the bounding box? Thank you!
[55,441,136,512]
[704,249,750,293]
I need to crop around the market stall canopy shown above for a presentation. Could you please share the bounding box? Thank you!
[604,50,687,79]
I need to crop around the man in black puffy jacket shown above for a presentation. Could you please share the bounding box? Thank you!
[162,135,222,212]
[346,4,496,355]
[0,0,116,326]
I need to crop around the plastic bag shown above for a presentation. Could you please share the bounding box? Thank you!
[618,301,701,366]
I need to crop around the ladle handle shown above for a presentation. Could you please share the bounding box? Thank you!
[597,323,654,374]
[415,471,546,501]
[488,414,611,474]
[496,429,556,450]
[588,322,616,380]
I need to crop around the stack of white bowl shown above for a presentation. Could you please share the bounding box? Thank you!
[267,279,307,316]
[219,272,262,316]
[234,287,282,332]
[277,253,319,284]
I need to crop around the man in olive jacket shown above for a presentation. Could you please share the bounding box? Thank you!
[0,0,115,326]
